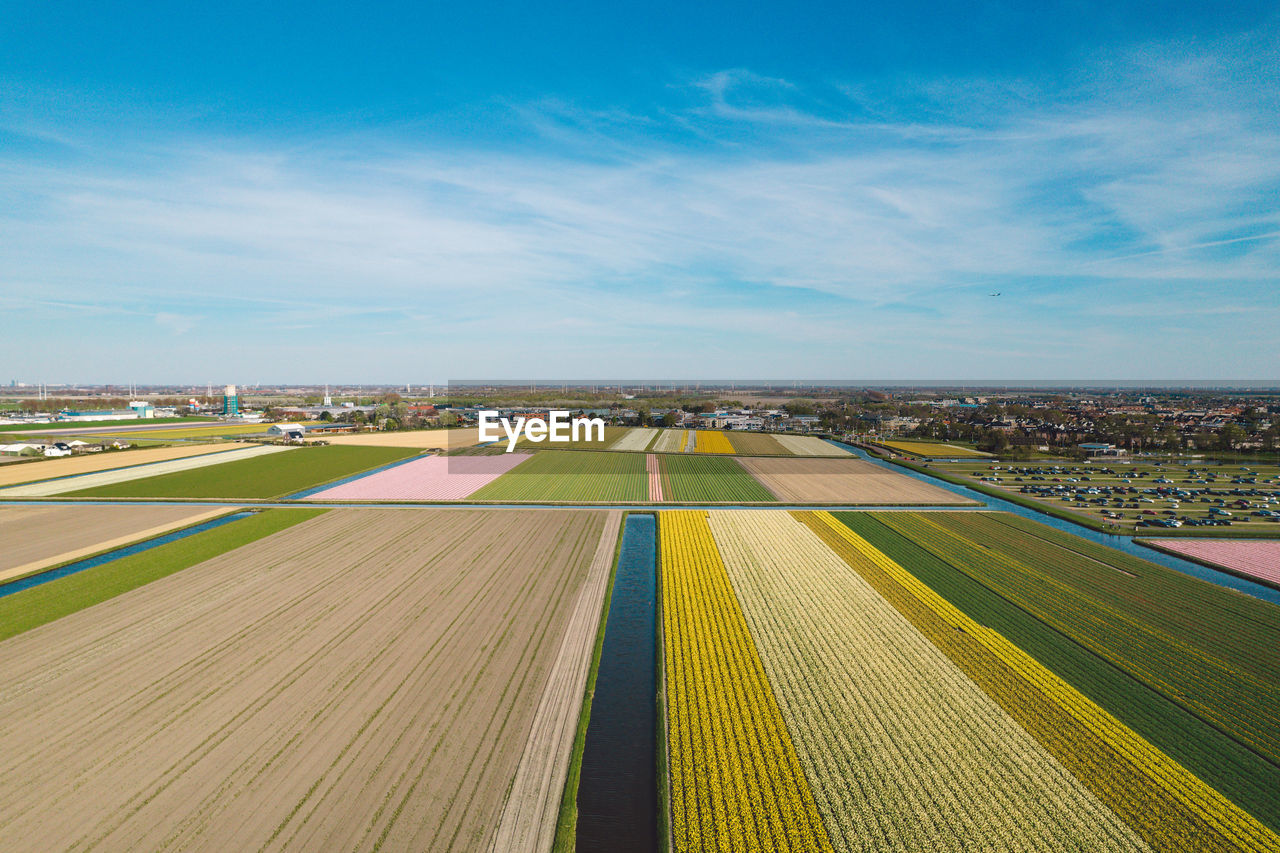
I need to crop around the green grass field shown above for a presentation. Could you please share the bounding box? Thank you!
[67,446,417,499]
[0,508,326,642]
[837,510,1280,832]
[659,454,776,502]
[468,450,647,501]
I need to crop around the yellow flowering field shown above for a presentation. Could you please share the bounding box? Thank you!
[711,510,1150,852]
[660,510,832,853]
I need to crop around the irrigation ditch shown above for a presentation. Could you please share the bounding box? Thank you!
[577,512,660,853]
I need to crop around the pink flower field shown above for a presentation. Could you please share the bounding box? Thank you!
[1149,539,1280,587]
[309,454,531,501]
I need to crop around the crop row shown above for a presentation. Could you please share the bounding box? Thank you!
[468,450,647,502]
[711,510,1146,852]
[660,510,831,852]
[307,453,529,501]
[652,429,687,453]
[68,445,418,499]
[1144,538,1280,588]
[815,511,1280,852]
[646,453,663,501]
[963,511,1280,673]
[608,427,659,452]
[839,511,1280,836]
[658,455,776,503]
[879,511,1280,765]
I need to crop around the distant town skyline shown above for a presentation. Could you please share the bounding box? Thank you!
[3,1,1278,381]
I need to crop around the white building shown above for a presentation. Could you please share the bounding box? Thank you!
[268,423,307,439]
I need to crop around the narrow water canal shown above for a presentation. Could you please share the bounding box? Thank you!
[577,512,659,853]
[0,511,254,598]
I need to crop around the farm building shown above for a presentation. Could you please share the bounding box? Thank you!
[56,402,154,422]
[268,423,307,439]
[0,443,46,456]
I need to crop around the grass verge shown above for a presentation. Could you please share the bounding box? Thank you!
[0,508,325,642]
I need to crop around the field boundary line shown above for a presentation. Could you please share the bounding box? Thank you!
[734,456,782,501]
[490,510,623,853]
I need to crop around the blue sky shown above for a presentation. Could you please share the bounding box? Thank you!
[2,1,1278,383]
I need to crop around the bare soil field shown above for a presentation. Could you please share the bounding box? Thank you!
[489,511,622,852]
[0,445,292,497]
[772,435,851,456]
[0,508,611,852]
[0,505,234,583]
[318,427,480,449]
[0,442,251,488]
[738,457,971,504]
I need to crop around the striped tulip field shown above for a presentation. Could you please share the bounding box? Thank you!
[646,453,663,501]
[1147,539,1280,588]
[306,453,531,501]
[660,509,1280,852]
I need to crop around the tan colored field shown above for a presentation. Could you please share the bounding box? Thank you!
[0,442,248,487]
[0,445,293,497]
[0,508,611,852]
[772,435,851,456]
[739,457,971,504]
[879,439,990,457]
[318,427,480,449]
[490,510,622,852]
[0,505,236,583]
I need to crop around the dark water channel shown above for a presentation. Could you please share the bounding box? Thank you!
[577,513,659,853]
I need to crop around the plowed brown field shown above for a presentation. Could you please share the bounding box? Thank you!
[0,505,236,583]
[0,508,611,852]
[490,510,622,852]
[738,457,971,504]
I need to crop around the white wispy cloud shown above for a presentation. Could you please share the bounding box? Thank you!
[2,33,1277,380]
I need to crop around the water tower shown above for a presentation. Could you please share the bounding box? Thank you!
[222,384,239,416]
